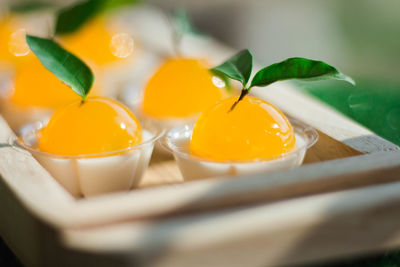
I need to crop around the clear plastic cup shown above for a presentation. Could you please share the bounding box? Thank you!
[161,119,318,180]
[12,121,164,198]
[128,104,199,156]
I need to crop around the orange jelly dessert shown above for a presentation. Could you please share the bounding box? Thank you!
[142,58,224,118]
[60,17,121,66]
[38,96,142,156]
[190,96,296,161]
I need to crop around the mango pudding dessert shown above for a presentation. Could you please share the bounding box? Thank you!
[16,35,162,197]
[0,56,100,131]
[190,96,296,161]
[38,97,142,156]
[140,57,228,128]
[163,49,355,180]
[136,10,229,128]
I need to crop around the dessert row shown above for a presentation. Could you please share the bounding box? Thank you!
[0,2,354,197]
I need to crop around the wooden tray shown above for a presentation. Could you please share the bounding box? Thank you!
[2,5,400,267]
[3,84,400,267]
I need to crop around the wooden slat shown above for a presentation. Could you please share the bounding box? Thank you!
[61,181,400,267]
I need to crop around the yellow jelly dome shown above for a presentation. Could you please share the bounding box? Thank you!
[10,56,97,108]
[38,96,142,156]
[60,17,123,66]
[190,96,296,161]
[142,58,225,118]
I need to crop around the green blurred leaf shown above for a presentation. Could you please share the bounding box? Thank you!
[251,57,355,88]
[55,0,102,35]
[211,49,253,87]
[100,0,140,12]
[26,35,94,99]
[10,1,54,13]
[55,0,139,35]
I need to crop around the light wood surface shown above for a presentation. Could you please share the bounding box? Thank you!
[139,151,182,188]
[61,181,400,267]
[304,130,363,163]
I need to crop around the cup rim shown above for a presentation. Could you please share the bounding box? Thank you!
[11,121,165,159]
[161,118,319,164]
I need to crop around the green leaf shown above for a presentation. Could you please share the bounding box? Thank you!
[99,0,140,13]
[55,0,102,35]
[211,49,253,87]
[55,0,140,35]
[210,69,232,91]
[26,35,94,99]
[250,57,355,88]
[10,1,54,13]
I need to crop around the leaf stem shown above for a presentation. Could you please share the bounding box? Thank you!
[229,88,249,112]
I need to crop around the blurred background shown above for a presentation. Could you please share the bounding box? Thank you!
[1,0,400,266]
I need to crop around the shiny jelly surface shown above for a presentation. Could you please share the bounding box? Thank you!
[142,58,224,118]
[190,96,296,161]
[38,97,142,156]
[10,56,97,108]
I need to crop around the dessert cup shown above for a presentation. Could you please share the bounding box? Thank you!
[128,103,200,156]
[12,121,164,197]
[162,119,318,180]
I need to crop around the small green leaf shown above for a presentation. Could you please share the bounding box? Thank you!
[55,0,102,35]
[211,49,253,87]
[10,1,54,13]
[26,35,94,99]
[210,69,232,91]
[250,57,355,88]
